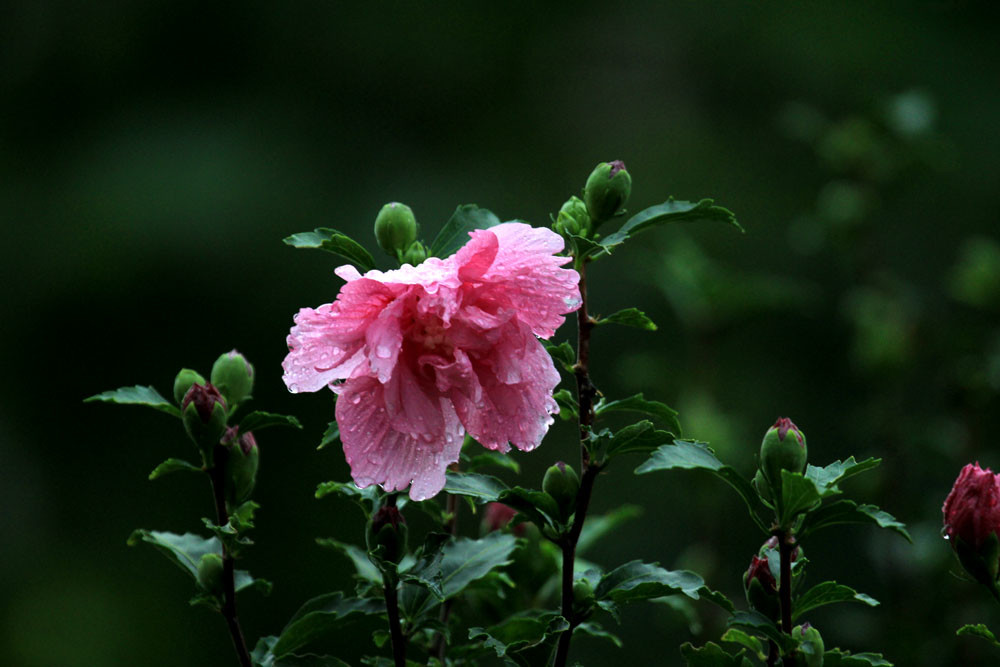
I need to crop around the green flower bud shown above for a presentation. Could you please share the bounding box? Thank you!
[221,427,259,507]
[760,417,808,493]
[173,368,206,405]
[374,202,418,258]
[367,505,408,564]
[743,554,779,620]
[210,350,254,408]
[542,461,580,520]
[196,553,224,595]
[182,383,228,463]
[572,578,596,614]
[787,624,825,667]
[583,160,631,225]
[399,240,428,266]
[553,196,591,239]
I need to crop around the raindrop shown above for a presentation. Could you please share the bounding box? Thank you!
[350,395,362,404]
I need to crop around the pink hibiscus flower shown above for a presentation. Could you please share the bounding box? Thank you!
[282,222,581,500]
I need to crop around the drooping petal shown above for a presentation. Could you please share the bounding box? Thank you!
[337,374,463,500]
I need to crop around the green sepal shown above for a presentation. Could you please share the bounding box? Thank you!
[429,204,501,259]
[318,421,340,450]
[85,385,181,417]
[594,560,733,612]
[798,499,911,542]
[238,410,303,432]
[636,440,770,532]
[149,457,202,480]
[595,307,658,331]
[793,581,879,620]
[679,641,753,666]
[468,612,569,659]
[956,623,1000,648]
[821,649,893,666]
[443,471,509,504]
[595,393,681,436]
[283,228,376,272]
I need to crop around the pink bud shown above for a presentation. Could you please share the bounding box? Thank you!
[182,383,226,423]
[943,462,1000,549]
[744,555,777,593]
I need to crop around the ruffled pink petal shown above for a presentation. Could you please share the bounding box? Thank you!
[452,321,560,452]
[337,374,464,500]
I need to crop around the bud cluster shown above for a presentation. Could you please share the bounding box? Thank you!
[374,202,426,265]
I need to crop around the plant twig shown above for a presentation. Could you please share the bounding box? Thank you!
[383,571,407,667]
[433,465,461,660]
[778,530,794,634]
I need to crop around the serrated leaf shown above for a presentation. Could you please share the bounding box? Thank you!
[442,472,509,503]
[793,581,879,620]
[270,592,384,659]
[595,393,681,436]
[543,340,576,372]
[636,441,769,532]
[315,539,381,583]
[577,505,642,556]
[798,499,911,542]
[318,421,340,450]
[85,385,181,417]
[595,560,733,611]
[283,228,376,271]
[780,470,823,525]
[149,458,202,480]
[679,641,748,666]
[596,307,658,331]
[957,623,1000,648]
[822,649,894,666]
[429,205,501,258]
[805,457,881,497]
[619,199,743,237]
[403,532,517,604]
[239,411,303,432]
[469,613,569,658]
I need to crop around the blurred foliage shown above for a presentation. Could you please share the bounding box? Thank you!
[4,1,1000,665]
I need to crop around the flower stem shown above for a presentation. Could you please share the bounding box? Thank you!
[208,447,253,667]
[778,530,794,634]
[383,572,407,667]
[553,260,600,667]
[432,466,461,660]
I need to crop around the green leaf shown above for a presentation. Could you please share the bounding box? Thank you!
[462,450,521,475]
[577,505,642,556]
[315,481,380,512]
[314,538,381,584]
[822,649,893,666]
[543,340,576,372]
[604,421,676,459]
[595,560,733,611]
[497,487,562,530]
[442,472,509,504]
[552,389,579,421]
[618,199,743,237]
[798,499,911,542]
[468,613,569,658]
[148,458,202,480]
[283,228,375,271]
[726,611,795,653]
[793,581,879,620]
[957,623,1000,648]
[574,621,622,648]
[679,641,749,666]
[85,385,181,417]
[239,411,303,432]
[635,441,769,532]
[596,307,658,331]
[403,532,517,604]
[128,530,218,579]
[275,655,352,667]
[779,470,823,525]
[234,570,272,596]
[805,457,881,497]
[270,592,384,659]
[318,421,340,450]
[429,205,501,258]
[720,628,765,658]
[595,393,681,436]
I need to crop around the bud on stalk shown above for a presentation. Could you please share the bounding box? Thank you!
[221,427,259,507]
[182,383,228,464]
[367,505,408,564]
[173,368,206,405]
[374,202,419,260]
[942,462,1000,592]
[543,461,580,521]
[760,417,808,500]
[210,350,254,408]
[583,160,631,225]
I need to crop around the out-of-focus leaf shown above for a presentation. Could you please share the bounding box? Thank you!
[239,411,303,432]
[577,505,642,556]
[822,649,894,666]
[679,641,752,666]
[429,205,501,258]
[957,623,1000,648]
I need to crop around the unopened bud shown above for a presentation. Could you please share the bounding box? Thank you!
[583,160,631,225]
[743,554,779,620]
[760,417,808,492]
[221,427,259,506]
[553,196,591,239]
[210,350,254,408]
[543,461,580,520]
[196,553,224,595]
[374,202,418,258]
[173,368,206,405]
[943,462,1000,590]
[399,240,428,266]
[367,505,408,564]
[182,383,228,461]
[787,623,825,667]
[572,578,595,614]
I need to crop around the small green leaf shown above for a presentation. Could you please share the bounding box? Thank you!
[798,499,911,542]
[822,649,894,666]
[238,411,303,432]
[468,613,569,658]
[85,385,181,417]
[636,441,769,532]
[442,472,509,504]
[315,538,381,583]
[726,611,795,653]
[577,505,642,556]
[315,481,380,507]
[462,450,521,475]
[543,340,576,372]
[595,393,681,436]
[429,205,501,258]
[149,458,202,480]
[805,457,881,497]
[128,530,218,579]
[595,560,733,612]
[720,628,765,658]
[679,641,749,666]
[318,421,340,450]
[957,623,1000,648]
[497,487,562,530]
[793,581,879,620]
[283,228,376,271]
[552,389,579,421]
[596,307,658,331]
[780,470,823,525]
[270,592,384,659]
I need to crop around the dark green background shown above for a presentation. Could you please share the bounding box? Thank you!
[4,1,1000,664]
